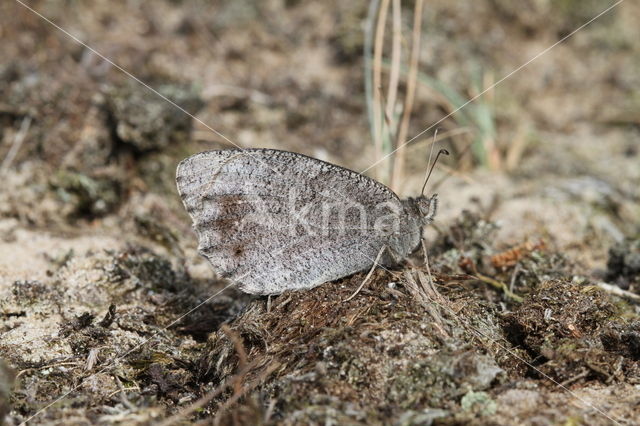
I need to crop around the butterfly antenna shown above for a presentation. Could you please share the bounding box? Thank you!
[425,129,438,181]
[421,147,450,196]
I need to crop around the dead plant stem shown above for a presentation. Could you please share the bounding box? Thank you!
[391,0,424,191]
[385,0,402,141]
[373,0,390,181]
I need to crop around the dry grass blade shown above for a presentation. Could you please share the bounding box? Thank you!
[372,0,390,181]
[220,325,249,399]
[406,244,450,338]
[390,0,424,192]
[481,71,502,170]
[472,272,523,303]
[505,123,529,171]
[385,0,402,139]
[220,325,247,369]
[1,115,32,175]
[364,0,381,151]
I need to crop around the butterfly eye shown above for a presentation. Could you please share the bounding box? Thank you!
[416,195,438,222]
[417,198,431,216]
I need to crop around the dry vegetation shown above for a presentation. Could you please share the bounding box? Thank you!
[1,0,640,425]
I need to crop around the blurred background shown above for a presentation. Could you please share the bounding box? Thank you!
[1,1,640,423]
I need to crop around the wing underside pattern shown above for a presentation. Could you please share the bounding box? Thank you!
[176,149,407,294]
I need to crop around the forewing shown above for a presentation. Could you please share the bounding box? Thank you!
[176,149,404,294]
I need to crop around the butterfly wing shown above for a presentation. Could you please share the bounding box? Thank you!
[176,149,407,295]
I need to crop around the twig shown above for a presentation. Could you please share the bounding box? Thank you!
[472,272,523,303]
[509,264,521,293]
[391,0,424,191]
[263,399,277,423]
[597,282,640,304]
[559,369,590,388]
[114,375,137,411]
[16,361,81,380]
[372,0,390,181]
[1,115,32,174]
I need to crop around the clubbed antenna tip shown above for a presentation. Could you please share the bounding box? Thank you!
[421,148,450,196]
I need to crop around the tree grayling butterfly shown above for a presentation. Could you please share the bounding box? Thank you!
[176,148,444,295]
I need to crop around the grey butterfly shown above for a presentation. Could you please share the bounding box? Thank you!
[176,149,438,295]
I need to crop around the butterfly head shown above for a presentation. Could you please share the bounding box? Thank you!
[415,146,447,225]
[415,193,438,224]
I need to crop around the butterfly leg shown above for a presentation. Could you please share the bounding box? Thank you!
[343,245,387,302]
[384,243,409,266]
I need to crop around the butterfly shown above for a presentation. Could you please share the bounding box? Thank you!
[176,148,441,295]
